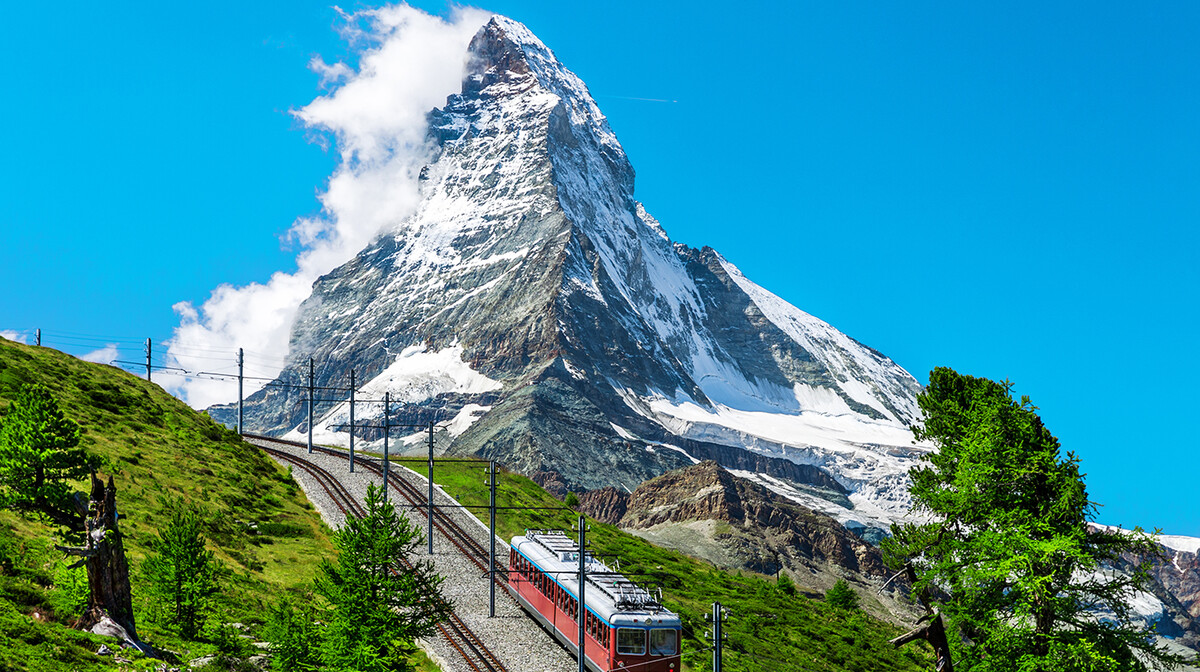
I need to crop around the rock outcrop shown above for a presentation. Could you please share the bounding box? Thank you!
[581,461,887,579]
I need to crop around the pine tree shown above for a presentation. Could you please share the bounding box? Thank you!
[825,579,859,610]
[142,505,221,639]
[0,384,99,529]
[265,596,322,672]
[883,367,1181,672]
[315,483,453,672]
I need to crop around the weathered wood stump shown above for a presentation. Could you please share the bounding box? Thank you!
[57,473,147,653]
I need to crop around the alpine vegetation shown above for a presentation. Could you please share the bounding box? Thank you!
[883,368,1183,671]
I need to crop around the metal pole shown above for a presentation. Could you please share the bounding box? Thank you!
[578,514,587,672]
[307,358,314,454]
[713,601,723,672]
[382,392,390,501]
[489,460,497,618]
[237,348,244,434]
[348,369,356,473]
[427,420,434,555]
[145,338,152,382]
[35,329,40,347]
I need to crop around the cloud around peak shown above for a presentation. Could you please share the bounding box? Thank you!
[167,4,491,410]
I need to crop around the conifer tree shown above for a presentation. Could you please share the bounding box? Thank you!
[142,505,221,639]
[825,579,859,611]
[883,367,1180,672]
[316,483,452,672]
[0,383,99,529]
[265,596,322,672]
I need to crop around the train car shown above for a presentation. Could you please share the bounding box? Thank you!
[508,530,682,672]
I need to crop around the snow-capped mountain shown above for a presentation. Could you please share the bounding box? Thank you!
[225,16,928,534]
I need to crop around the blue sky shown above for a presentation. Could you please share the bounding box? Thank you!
[1,2,1196,536]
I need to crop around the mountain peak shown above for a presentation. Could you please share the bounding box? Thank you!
[462,17,537,97]
[237,16,927,538]
[458,16,623,161]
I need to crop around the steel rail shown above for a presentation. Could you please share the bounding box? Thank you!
[255,442,509,672]
[248,433,511,582]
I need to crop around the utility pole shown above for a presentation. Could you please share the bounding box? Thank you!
[34,329,40,347]
[144,338,152,382]
[427,420,434,555]
[307,358,314,454]
[578,514,587,672]
[236,348,244,435]
[382,391,390,501]
[488,460,497,617]
[348,369,356,473]
[710,601,725,672]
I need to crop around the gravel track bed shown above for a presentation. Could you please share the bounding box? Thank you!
[245,437,575,672]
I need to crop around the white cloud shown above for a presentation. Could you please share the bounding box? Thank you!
[79,344,120,364]
[0,331,28,344]
[166,4,491,410]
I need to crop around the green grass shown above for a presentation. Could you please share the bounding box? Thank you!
[0,338,440,670]
[384,455,934,672]
[0,334,925,671]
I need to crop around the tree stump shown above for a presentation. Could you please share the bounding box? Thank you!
[57,473,146,652]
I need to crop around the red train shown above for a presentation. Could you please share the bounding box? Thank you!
[508,530,682,672]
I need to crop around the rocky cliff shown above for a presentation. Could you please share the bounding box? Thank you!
[578,461,918,622]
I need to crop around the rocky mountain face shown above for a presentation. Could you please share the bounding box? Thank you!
[579,461,887,579]
[1151,544,1200,624]
[1091,527,1200,650]
[219,15,929,535]
[577,461,918,622]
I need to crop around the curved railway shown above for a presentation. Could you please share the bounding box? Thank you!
[257,442,510,672]
[247,433,509,582]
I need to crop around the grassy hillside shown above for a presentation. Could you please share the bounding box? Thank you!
[0,337,339,670]
[0,333,924,671]
[383,454,934,672]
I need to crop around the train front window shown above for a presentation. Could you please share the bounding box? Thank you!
[649,628,677,655]
[616,628,646,655]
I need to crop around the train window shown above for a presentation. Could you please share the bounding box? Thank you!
[649,629,677,656]
[616,628,646,655]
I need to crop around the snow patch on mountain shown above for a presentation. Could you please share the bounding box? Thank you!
[717,255,921,425]
[361,344,502,402]
[1092,524,1200,555]
[446,403,491,438]
[1159,534,1200,555]
[639,395,929,525]
[283,345,501,444]
[792,383,855,415]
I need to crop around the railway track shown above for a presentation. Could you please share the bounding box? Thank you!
[257,443,510,672]
[248,434,510,582]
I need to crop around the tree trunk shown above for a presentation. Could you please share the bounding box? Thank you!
[890,612,954,672]
[57,473,141,649]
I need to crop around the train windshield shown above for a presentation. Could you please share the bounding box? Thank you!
[650,628,677,655]
[617,628,646,655]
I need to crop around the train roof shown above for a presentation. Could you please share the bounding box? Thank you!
[511,530,679,626]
